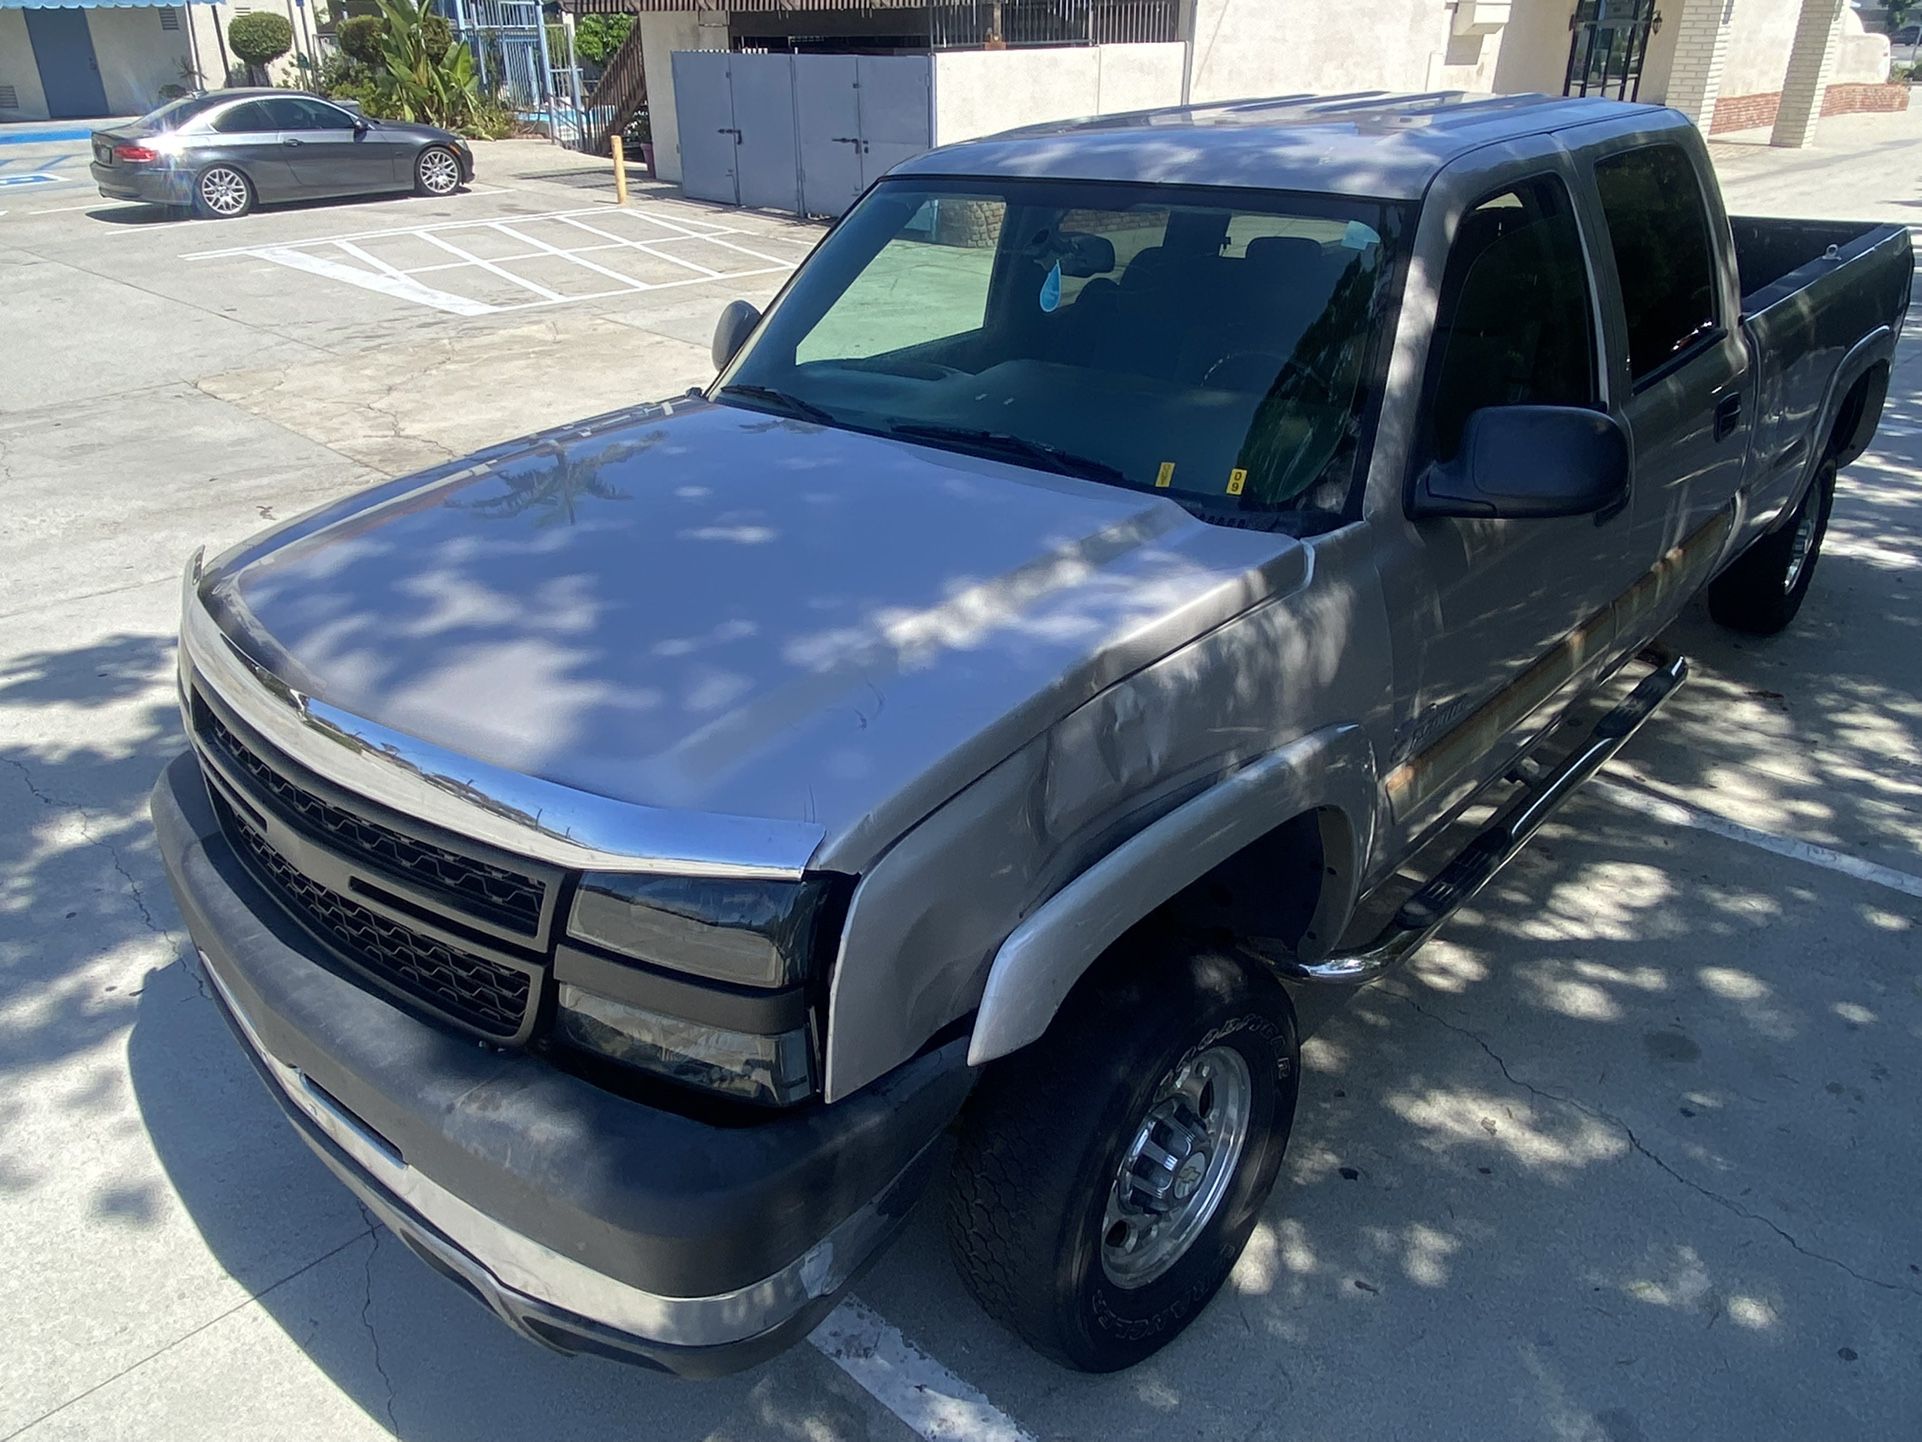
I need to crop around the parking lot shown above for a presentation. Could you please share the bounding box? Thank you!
[1,129,1918,1441]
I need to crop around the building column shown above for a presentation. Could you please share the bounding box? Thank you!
[1664,0,1734,129]
[1770,0,1845,147]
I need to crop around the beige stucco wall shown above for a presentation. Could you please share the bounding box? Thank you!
[1833,13,1892,84]
[0,10,54,120]
[1721,0,1801,94]
[641,11,704,183]
[932,43,1185,145]
[90,8,196,115]
[1186,0,1486,99]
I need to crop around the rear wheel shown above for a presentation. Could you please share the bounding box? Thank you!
[1707,456,1836,635]
[946,939,1299,1371]
[415,145,463,197]
[193,166,254,219]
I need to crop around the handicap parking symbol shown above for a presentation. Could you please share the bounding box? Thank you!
[0,173,63,188]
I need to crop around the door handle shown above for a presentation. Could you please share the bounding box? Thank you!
[1714,392,1742,441]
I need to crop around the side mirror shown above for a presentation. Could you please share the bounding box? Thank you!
[354,118,369,135]
[711,299,762,371]
[1411,406,1628,520]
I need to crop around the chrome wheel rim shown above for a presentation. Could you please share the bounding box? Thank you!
[1100,1044,1253,1289]
[421,149,460,194]
[1783,496,1819,594]
[199,168,248,216]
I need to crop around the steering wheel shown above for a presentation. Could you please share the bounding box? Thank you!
[1201,352,1337,401]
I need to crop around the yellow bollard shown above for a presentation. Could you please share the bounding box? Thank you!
[610,135,630,206]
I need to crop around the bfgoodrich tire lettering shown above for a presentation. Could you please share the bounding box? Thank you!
[946,940,1300,1371]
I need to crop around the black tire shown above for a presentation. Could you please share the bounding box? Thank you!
[192,165,255,220]
[415,145,463,197]
[946,939,1299,1372]
[1707,456,1836,635]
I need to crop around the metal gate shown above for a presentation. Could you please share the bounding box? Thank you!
[1563,0,1659,101]
[452,0,590,148]
[674,52,933,217]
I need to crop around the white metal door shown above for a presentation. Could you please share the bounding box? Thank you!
[673,50,738,206]
[794,56,863,218]
[731,53,802,213]
[854,57,933,190]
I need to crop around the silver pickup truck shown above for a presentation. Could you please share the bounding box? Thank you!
[152,92,1911,1375]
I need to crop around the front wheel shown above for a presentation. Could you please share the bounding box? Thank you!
[946,940,1299,1371]
[193,166,254,219]
[1707,456,1836,635]
[415,145,463,197]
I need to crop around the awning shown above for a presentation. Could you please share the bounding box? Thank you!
[0,0,220,8]
[0,0,221,7]
[597,0,928,12]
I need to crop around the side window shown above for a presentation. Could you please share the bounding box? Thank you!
[263,97,353,130]
[211,102,269,134]
[796,195,1003,365]
[1420,176,1598,464]
[1593,143,1719,383]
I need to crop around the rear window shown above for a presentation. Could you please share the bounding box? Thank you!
[133,93,225,132]
[1593,143,1720,383]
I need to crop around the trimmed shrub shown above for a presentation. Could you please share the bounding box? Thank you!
[230,12,293,83]
[338,15,386,63]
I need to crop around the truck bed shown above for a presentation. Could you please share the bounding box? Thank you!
[1731,216,1912,547]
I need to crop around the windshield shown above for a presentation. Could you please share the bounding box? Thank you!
[717,177,1406,531]
[133,93,225,132]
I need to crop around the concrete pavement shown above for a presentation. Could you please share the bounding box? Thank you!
[1,128,1917,1441]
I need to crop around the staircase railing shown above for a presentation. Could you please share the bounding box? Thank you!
[583,23,648,157]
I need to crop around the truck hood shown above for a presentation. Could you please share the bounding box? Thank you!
[201,399,1307,871]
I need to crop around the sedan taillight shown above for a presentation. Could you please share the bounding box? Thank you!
[114,143,159,164]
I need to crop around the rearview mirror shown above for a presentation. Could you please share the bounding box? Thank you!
[711,299,762,371]
[1410,406,1628,520]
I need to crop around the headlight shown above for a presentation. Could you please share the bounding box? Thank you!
[557,872,851,1105]
[568,873,847,988]
[556,985,814,1106]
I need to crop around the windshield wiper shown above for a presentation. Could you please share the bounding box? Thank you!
[715,383,836,425]
[887,423,1131,487]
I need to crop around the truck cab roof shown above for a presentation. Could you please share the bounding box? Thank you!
[897,90,1665,200]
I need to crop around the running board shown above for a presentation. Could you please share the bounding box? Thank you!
[1277,651,1690,985]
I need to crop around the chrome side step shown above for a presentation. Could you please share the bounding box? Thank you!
[1277,651,1690,985]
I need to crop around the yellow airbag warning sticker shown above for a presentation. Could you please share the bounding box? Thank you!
[1226,468,1248,496]
[1155,461,1176,489]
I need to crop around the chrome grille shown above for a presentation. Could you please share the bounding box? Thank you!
[196,698,545,936]
[191,687,555,1042]
[227,806,533,1038]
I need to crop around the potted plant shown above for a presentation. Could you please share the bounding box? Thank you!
[624,107,653,176]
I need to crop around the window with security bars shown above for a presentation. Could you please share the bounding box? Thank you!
[0,87,19,111]
[159,7,181,29]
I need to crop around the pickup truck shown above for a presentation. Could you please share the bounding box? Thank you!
[152,92,1911,1375]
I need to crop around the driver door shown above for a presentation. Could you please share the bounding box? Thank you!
[1378,171,1641,835]
[264,96,396,194]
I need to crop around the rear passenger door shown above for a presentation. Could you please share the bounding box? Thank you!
[1583,136,1749,619]
[266,97,399,195]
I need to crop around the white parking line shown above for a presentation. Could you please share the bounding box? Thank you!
[810,1298,1036,1442]
[553,212,722,276]
[417,228,566,300]
[1592,777,1922,899]
[487,219,651,291]
[252,244,495,316]
[181,202,804,314]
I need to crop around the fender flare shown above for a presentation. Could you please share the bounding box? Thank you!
[1768,325,1893,533]
[965,723,1379,1067]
